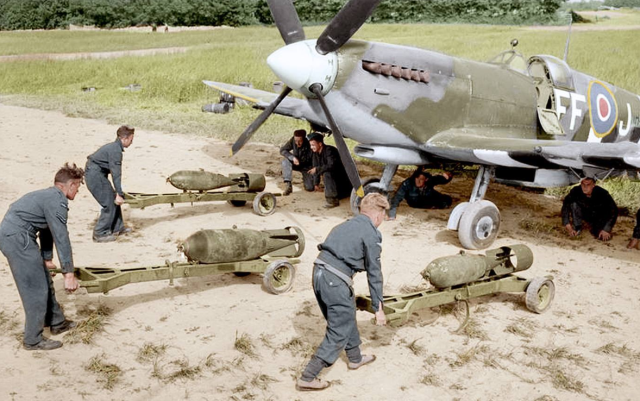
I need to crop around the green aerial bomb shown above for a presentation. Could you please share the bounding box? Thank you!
[180,228,302,264]
[356,244,554,327]
[167,170,239,191]
[167,170,266,192]
[422,244,533,289]
[125,170,276,216]
[58,226,305,295]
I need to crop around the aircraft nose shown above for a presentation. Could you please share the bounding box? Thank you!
[266,40,338,98]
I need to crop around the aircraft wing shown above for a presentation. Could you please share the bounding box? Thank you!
[203,81,323,123]
[203,81,276,107]
[424,128,640,170]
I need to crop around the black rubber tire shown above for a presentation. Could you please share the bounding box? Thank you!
[525,277,555,313]
[263,260,295,294]
[350,177,386,215]
[252,192,277,216]
[458,200,500,249]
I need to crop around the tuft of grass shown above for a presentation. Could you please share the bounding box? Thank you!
[65,303,112,344]
[407,339,425,357]
[420,373,441,387]
[545,365,585,393]
[460,318,488,341]
[85,354,122,390]
[505,318,537,338]
[518,219,558,236]
[450,344,490,367]
[259,333,275,349]
[597,343,640,361]
[136,342,167,364]
[281,336,315,358]
[234,332,258,358]
[164,359,202,382]
[250,374,278,391]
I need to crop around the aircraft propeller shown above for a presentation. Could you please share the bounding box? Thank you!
[230,0,382,198]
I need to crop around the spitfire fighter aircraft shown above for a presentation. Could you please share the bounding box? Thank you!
[204,0,640,249]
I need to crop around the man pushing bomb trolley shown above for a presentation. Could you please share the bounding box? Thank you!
[297,193,389,391]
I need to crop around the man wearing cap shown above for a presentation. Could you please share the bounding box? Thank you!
[308,133,353,208]
[280,129,313,196]
[296,193,389,391]
[85,125,135,242]
[561,177,618,241]
[0,163,83,350]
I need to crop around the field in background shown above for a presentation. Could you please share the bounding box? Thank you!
[1,10,640,207]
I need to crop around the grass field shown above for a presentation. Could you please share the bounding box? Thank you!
[1,10,640,207]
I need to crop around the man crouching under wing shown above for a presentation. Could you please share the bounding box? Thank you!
[297,193,389,391]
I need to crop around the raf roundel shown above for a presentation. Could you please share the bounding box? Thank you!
[588,80,618,138]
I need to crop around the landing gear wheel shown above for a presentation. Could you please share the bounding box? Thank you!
[350,178,386,215]
[252,192,277,216]
[233,272,251,277]
[227,200,247,207]
[525,277,555,313]
[263,260,295,294]
[458,200,500,250]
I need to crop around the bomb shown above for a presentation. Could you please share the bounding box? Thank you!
[167,170,239,191]
[179,227,304,264]
[422,244,533,289]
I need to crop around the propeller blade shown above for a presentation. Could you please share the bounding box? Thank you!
[315,0,382,55]
[266,0,306,45]
[310,83,364,198]
[231,86,293,156]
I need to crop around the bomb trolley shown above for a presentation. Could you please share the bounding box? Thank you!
[124,171,278,216]
[356,245,555,327]
[67,227,305,295]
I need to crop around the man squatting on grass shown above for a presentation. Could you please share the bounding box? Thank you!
[297,193,389,391]
[85,125,135,243]
[561,177,618,241]
[280,128,313,196]
[0,163,83,351]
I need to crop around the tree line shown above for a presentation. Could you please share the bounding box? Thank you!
[0,0,565,31]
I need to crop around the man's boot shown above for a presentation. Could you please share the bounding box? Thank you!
[323,198,339,208]
[283,181,293,196]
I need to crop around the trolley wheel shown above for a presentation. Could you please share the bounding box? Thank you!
[233,272,251,277]
[458,200,500,250]
[525,277,555,313]
[227,200,247,207]
[252,191,277,216]
[263,260,295,294]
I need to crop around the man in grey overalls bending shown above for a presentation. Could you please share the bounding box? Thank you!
[297,193,389,391]
[0,163,83,350]
[85,125,134,242]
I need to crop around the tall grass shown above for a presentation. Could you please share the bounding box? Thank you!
[1,14,640,205]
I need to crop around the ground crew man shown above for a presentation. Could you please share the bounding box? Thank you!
[389,168,453,219]
[561,177,618,241]
[297,193,389,391]
[280,129,313,195]
[85,125,134,242]
[0,163,83,350]
[308,133,353,208]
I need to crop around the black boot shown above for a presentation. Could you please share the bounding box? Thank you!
[283,181,293,196]
[323,198,339,208]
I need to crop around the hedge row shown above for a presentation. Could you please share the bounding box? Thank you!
[0,0,564,31]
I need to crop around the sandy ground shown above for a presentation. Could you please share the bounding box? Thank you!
[1,104,639,401]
